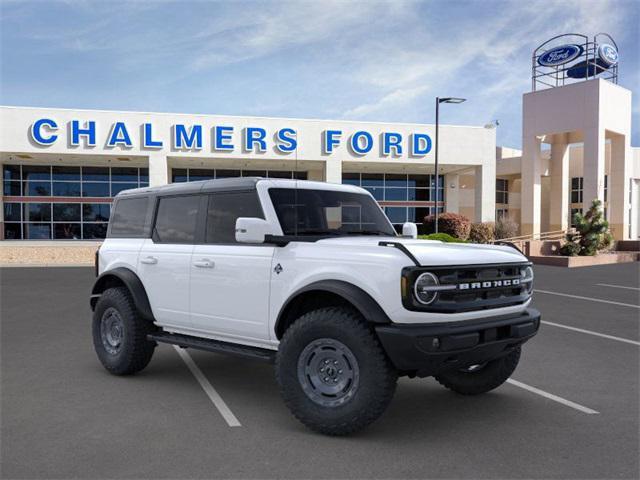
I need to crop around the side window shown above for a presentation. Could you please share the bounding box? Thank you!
[154,195,200,244]
[109,197,149,237]
[206,191,263,244]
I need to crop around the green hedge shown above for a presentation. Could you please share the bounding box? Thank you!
[418,233,467,243]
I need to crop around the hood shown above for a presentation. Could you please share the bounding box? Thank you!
[316,236,527,266]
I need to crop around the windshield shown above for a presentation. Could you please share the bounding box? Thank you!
[269,188,396,237]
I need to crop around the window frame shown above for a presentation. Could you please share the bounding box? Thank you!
[108,196,152,239]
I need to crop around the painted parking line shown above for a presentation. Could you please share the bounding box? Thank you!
[596,283,640,291]
[173,345,242,427]
[534,289,640,309]
[506,379,599,415]
[541,320,640,346]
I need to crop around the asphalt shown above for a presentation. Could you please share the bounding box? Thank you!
[1,263,639,479]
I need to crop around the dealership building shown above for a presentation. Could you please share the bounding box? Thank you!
[0,34,638,245]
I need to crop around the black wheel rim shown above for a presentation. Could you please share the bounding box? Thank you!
[297,338,360,407]
[100,307,124,355]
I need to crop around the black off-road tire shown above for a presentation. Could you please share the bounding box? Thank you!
[92,287,156,375]
[276,307,398,436]
[434,347,521,395]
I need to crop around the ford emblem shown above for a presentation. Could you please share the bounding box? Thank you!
[537,44,583,67]
[598,43,618,66]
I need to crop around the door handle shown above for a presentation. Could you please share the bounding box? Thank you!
[140,256,158,265]
[193,259,215,268]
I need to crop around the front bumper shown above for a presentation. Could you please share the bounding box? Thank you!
[375,308,541,377]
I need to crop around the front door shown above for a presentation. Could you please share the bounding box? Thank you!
[138,194,201,330]
[190,191,274,342]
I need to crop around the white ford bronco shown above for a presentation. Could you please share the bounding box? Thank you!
[91,178,540,435]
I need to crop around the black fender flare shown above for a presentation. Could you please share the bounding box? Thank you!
[275,280,391,338]
[90,267,154,321]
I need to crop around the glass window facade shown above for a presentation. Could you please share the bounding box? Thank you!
[570,177,583,204]
[171,168,307,183]
[342,173,444,229]
[2,164,146,239]
[496,178,509,204]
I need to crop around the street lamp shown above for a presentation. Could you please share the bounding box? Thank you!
[434,96,466,233]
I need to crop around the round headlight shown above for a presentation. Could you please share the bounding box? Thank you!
[414,272,440,305]
[521,266,534,293]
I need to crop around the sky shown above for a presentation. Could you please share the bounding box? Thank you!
[1,0,638,148]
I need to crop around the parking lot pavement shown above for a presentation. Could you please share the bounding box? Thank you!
[1,264,639,479]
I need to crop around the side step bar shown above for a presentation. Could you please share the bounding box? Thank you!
[147,332,276,363]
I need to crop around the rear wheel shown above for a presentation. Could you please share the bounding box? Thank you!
[434,347,521,395]
[92,287,156,375]
[276,307,397,436]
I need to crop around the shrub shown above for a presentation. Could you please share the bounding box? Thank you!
[559,199,613,256]
[422,212,471,240]
[495,217,519,240]
[419,233,467,243]
[469,222,495,244]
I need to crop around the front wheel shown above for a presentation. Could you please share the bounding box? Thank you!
[276,307,398,436]
[434,347,521,395]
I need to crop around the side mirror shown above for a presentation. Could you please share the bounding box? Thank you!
[235,217,271,244]
[402,222,418,239]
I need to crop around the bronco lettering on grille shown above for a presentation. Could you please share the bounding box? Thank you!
[458,278,521,290]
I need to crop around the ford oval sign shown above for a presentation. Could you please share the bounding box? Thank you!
[598,43,618,66]
[538,44,583,67]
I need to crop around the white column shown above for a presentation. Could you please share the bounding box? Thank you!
[474,164,495,222]
[148,153,169,187]
[324,158,342,184]
[609,134,631,240]
[582,126,605,211]
[521,135,542,236]
[549,135,570,232]
[445,173,459,213]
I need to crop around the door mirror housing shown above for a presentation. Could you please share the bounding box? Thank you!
[402,222,418,239]
[235,217,271,244]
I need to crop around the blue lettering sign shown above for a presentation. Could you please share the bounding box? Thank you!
[382,132,403,156]
[350,131,373,155]
[323,130,342,154]
[71,120,96,147]
[214,126,234,151]
[244,127,267,152]
[30,118,58,145]
[173,124,202,150]
[411,133,432,156]
[275,128,297,153]
[107,122,132,148]
[538,44,583,67]
[143,123,163,148]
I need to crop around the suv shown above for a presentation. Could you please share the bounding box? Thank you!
[91,178,540,435]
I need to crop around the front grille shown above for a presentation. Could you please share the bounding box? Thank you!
[403,263,532,313]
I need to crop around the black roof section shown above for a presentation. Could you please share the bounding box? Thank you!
[116,177,262,198]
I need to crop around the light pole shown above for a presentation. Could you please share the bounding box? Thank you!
[434,96,466,233]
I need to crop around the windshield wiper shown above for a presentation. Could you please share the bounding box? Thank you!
[344,230,391,236]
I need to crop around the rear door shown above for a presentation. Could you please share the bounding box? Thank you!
[138,194,201,330]
[190,190,274,342]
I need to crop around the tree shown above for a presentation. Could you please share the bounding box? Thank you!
[560,199,613,256]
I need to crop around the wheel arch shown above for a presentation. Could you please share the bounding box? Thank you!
[90,267,154,321]
[274,280,391,339]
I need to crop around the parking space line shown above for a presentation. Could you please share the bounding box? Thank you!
[173,346,242,427]
[506,379,599,415]
[596,283,640,291]
[534,289,640,309]
[541,320,640,346]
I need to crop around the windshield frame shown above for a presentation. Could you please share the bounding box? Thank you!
[267,186,397,239]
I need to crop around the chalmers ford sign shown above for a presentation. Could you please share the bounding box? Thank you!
[29,118,434,157]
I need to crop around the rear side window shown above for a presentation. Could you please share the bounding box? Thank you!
[153,195,200,244]
[206,191,263,244]
[109,197,149,237]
